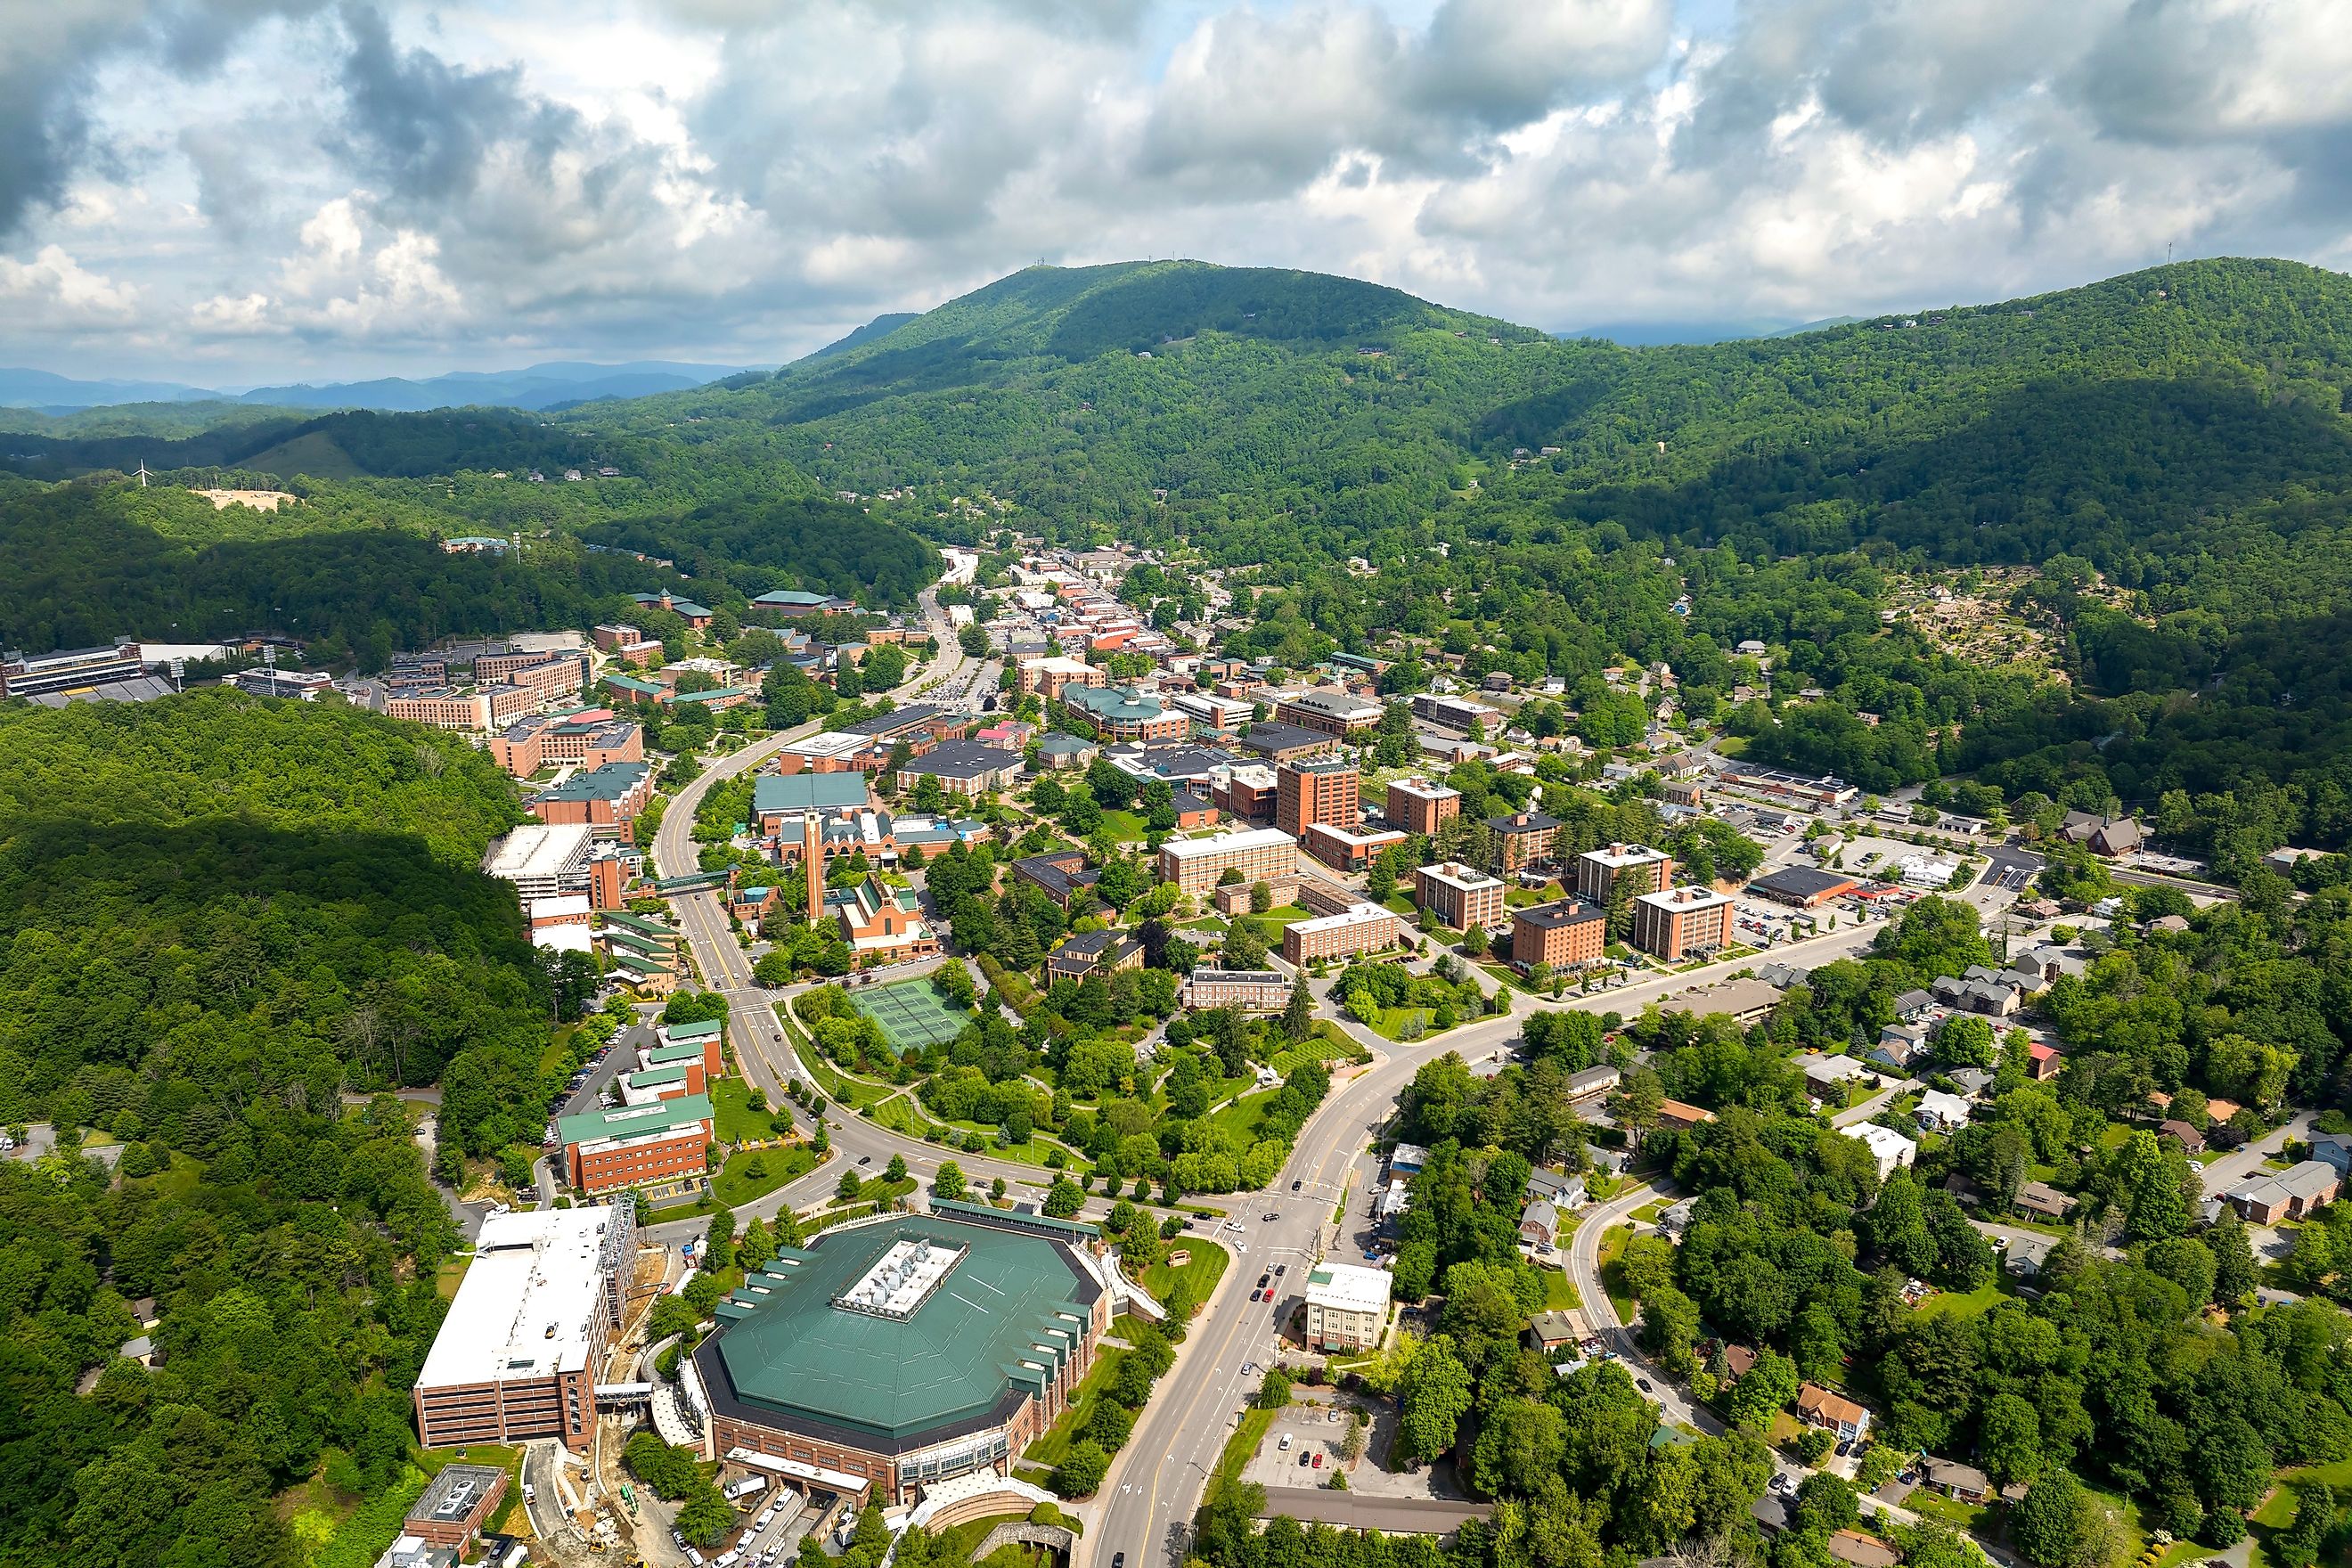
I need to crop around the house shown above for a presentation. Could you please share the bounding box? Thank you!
[2026,1042,2063,1080]
[1869,1024,1929,1073]
[1655,1197,1697,1238]
[1013,849,1098,912]
[2014,1180,2076,1221]
[1564,1065,1621,1102]
[1798,1053,1873,1101]
[2229,1160,2340,1225]
[1036,733,1099,771]
[1891,988,1936,1022]
[2158,1119,2207,1155]
[1841,1123,1917,1181]
[1528,1169,1588,1210]
[1519,1199,1561,1249]
[1919,1458,1991,1504]
[1389,1142,1431,1176]
[1714,1344,1758,1386]
[1932,971,2023,1017]
[2310,1132,2352,1176]
[1916,1090,1973,1134]
[1529,1311,1580,1352]
[1827,1531,1899,1568]
[1948,1067,1995,1099]
[1655,1099,1715,1131]
[1796,1384,1871,1443]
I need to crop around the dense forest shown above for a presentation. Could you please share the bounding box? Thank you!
[0,692,551,1156]
[0,693,576,1567]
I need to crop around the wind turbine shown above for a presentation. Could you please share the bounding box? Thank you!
[134,461,151,489]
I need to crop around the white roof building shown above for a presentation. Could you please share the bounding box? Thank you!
[1304,1262,1393,1316]
[418,1206,622,1389]
[1842,1123,1919,1181]
[482,822,596,900]
[1915,1090,1973,1132]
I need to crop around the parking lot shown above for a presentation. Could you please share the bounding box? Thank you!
[667,1483,814,1568]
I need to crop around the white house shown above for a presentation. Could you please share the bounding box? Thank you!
[1842,1123,1918,1181]
[1915,1090,1972,1134]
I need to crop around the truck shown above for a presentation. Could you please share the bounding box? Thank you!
[723,1476,769,1503]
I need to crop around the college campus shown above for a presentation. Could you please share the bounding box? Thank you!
[14,83,2352,1568]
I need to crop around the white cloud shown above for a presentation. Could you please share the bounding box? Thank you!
[0,0,2348,380]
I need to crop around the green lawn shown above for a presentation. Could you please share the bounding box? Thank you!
[1597,1224,1638,1325]
[1139,1239,1230,1309]
[1371,1006,1438,1040]
[830,1175,916,1209]
[1542,1268,1581,1311]
[1211,1407,1278,1502]
[1904,1490,1994,1533]
[787,1028,894,1109]
[1270,1030,1370,1077]
[710,1077,777,1143]
[1021,1345,1132,1468]
[713,1143,822,1207]
[1912,1278,2013,1320]
[1383,893,1418,917]
[1100,809,1148,842]
[1207,1089,1277,1143]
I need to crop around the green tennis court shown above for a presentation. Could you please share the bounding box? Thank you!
[849,978,970,1051]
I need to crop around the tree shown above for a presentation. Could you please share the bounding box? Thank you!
[1937,1013,1997,1067]
[1472,1398,1568,1496]
[1049,1439,1109,1498]
[886,1153,908,1182]
[1249,879,1273,914]
[1281,983,1313,1044]
[2271,1482,2335,1568]
[2209,1207,2258,1303]
[2013,1471,2128,1568]
[1396,1334,1475,1464]
[1793,1473,1860,1536]
[677,1489,736,1546]
[933,1161,967,1201]
[705,1212,737,1271]
[1043,1177,1085,1217]
[837,1167,863,1202]
[1979,1392,2045,1489]
[1726,1348,1800,1429]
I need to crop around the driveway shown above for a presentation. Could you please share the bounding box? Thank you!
[2199,1110,2317,1197]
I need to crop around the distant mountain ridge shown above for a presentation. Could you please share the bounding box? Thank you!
[0,359,765,415]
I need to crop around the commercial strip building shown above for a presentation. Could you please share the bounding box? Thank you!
[413,1205,631,1451]
[1512,898,1609,969]
[1746,865,1860,906]
[1576,843,1675,905]
[1385,777,1461,837]
[1632,886,1735,961]
[1276,756,1360,840]
[692,1207,1116,1506]
[559,1095,715,1195]
[1282,902,1402,965]
[1157,826,1297,896]
[1416,861,1506,932]
[1303,1262,1392,1352]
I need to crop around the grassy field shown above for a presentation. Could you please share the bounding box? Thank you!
[1371,1006,1438,1040]
[713,1143,822,1207]
[1021,1345,1132,1468]
[1912,1279,2013,1320]
[1270,1028,1370,1077]
[1139,1239,1231,1309]
[1207,1088,1278,1144]
[1542,1268,1581,1310]
[710,1077,777,1143]
[787,1028,894,1109]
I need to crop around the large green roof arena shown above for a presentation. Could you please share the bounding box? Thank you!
[696,1210,1104,1451]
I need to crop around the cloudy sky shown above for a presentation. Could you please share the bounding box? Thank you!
[4,0,2350,385]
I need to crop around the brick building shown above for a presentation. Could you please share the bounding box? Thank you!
[1157,827,1296,896]
[1632,886,1734,960]
[1277,756,1360,840]
[1488,811,1562,875]
[559,1096,714,1195]
[1385,778,1461,837]
[1282,902,1401,964]
[1577,843,1676,905]
[1416,862,1506,932]
[1512,899,1609,969]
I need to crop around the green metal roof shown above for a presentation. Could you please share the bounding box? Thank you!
[754,773,873,815]
[666,1017,724,1042]
[644,1040,706,1066]
[557,1092,711,1147]
[601,674,664,698]
[533,761,650,803]
[714,1214,1098,1445]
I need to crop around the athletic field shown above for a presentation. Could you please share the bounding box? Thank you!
[849,978,970,1052]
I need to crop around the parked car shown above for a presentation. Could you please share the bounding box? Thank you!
[1313,1454,1324,1468]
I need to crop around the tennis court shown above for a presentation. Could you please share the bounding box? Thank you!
[849,978,971,1052]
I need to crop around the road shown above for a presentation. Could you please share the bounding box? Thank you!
[637,597,1076,1220]
[1093,909,1923,1566]
[2198,1108,2319,1197]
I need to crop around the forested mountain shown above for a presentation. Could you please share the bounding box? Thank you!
[0,693,569,1567]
